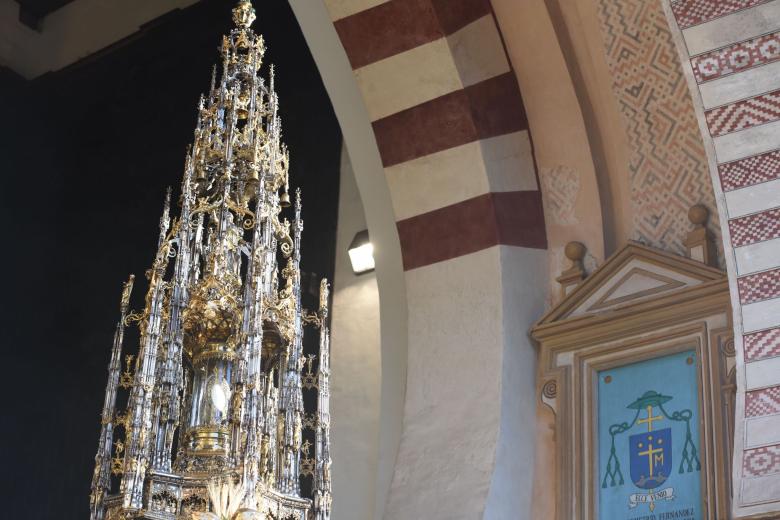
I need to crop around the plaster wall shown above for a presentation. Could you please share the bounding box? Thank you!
[384,245,546,520]
[484,246,548,518]
[330,145,381,520]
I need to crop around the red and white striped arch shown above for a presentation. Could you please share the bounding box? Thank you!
[332,0,547,269]
[292,0,549,518]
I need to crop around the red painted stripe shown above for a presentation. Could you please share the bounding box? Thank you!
[335,0,441,70]
[397,191,546,271]
[334,0,492,70]
[373,72,528,167]
[430,0,492,35]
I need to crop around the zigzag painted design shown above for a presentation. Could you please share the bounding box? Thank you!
[744,327,780,362]
[746,385,780,417]
[705,89,780,137]
[598,0,721,261]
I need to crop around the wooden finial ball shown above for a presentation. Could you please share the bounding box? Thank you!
[688,204,708,226]
[564,241,586,262]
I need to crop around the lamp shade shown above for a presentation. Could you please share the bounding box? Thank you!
[348,229,375,274]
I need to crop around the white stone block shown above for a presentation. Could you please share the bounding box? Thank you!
[746,356,780,391]
[743,297,780,333]
[745,413,780,448]
[735,237,780,276]
[700,60,780,109]
[741,472,780,504]
[725,178,780,218]
[683,0,780,55]
[714,119,780,163]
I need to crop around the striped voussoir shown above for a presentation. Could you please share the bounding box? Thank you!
[334,0,492,69]
[396,192,546,271]
[719,149,780,191]
[737,267,780,305]
[728,207,780,247]
[743,444,780,477]
[372,72,527,167]
[744,327,780,362]
[671,0,772,30]
[666,0,780,510]
[691,31,780,83]
[331,0,545,270]
[705,88,780,137]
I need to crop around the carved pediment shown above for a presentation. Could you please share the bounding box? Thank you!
[538,242,725,325]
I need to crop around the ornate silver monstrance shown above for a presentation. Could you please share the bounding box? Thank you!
[89,2,332,519]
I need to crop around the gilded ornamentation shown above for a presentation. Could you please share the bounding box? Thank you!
[89,3,332,520]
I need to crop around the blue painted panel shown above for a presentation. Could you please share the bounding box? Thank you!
[598,350,701,519]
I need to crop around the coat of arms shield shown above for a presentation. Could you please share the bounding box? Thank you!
[629,428,672,490]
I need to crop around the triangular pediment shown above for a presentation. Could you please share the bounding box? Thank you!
[537,242,725,325]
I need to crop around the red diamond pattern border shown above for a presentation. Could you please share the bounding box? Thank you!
[692,31,780,83]
[729,208,780,248]
[719,149,780,191]
[744,444,780,477]
[737,267,780,305]
[672,0,772,30]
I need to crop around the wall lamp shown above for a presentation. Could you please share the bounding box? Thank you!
[348,229,375,275]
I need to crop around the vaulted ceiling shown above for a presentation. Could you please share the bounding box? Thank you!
[1,0,199,78]
[16,0,75,27]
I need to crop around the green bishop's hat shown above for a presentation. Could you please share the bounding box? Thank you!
[626,390,672,409]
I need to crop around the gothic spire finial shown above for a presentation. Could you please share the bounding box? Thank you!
[233,0,256,29]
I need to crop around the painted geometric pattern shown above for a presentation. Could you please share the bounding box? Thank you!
[737,267,780,304]
[598,0,721,261]
[540,165,580,226]
[744,327,780,362]
[671,0,772,29]
[744,444,780,477]
[719,149,780,191]
[692,31,780,83]
[729,207,780,247]
[746,385,780,417]
[705,88,780,137]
